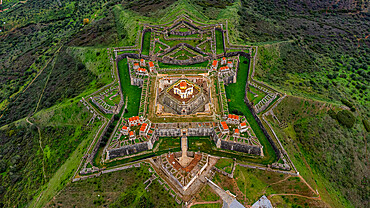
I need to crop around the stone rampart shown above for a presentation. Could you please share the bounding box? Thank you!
[187,128,214,136]
[220,140,263,156]
[88,116,115,163]
[244,98,281,161]
[156,128,181,137]
[107,142,149,159]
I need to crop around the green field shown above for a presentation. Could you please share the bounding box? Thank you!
[215,29,224,54]
[215,158,233,174]
[102,89,121,106]
[155,137,181,152]
[47,165,181,208]
[247,85,267,105]
[141,31,151,55]
[225,56,277,164]
[117,58,142,118]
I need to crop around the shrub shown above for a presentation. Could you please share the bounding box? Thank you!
[340,99,356,111]
[327,109,337,119]
[336,110,355,128]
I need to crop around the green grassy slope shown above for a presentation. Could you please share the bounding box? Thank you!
[117,58,141,118]
[0,0,367,208]
[225,56,276,163]
[267,96,368,208]
[46,165,181,208]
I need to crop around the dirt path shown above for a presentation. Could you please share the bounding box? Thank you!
[261,175,291,194]
[189,199,222,207]
[33,57,56,114]
[0,46,62,119]
[26,117,47,180]
[268,193,321,200]
[0,0,29,12]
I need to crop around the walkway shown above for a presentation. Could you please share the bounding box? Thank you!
[178,136,192,167]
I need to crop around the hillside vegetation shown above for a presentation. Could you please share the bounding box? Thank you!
[0,0,368,207]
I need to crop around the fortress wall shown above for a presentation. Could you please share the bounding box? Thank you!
[162,93,207,115]
[88,116,115,163]
[107,142,149,160]
[169,31,197,36]
[239,49,281,160]
[187,128,214,136]
[220,140,263,156]
[90,98,114,114]
[155,128,182,137]
[244,99,281,160]
[116,53,141,62]
[131,77,144,87]
[222,75,235,85]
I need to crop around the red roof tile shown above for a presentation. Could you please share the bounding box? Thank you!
[140,123,148,132]
[221,121,229,130]
[179,81,187,88]
[149,62,154,67]
[212,60,218,66]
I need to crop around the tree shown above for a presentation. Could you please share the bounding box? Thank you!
[336,110,355,128]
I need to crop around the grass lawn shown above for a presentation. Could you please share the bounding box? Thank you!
[196,185,220,202]
[233,165,319,206]
[215,29,224,54]
[215,158,233,173]
[158,61,208,68]
[141,31,151,56]
[247,85,267,105]
[191,204,221,208]
[156,137,181,152]
[225,56,276,164]
[103,90,121,106]
[46,165,181,208]
[117,58,142,118]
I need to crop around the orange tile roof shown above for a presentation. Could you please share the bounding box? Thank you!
[134,63,139,65]
[228,114,239,120]
[179,80,187,88]
[240,122,247,127]
[149,62,154,67]
[137,68,147,72]
[129,131,134,136]
[221,121,229,130]
[227,61,232,63]
[212,60,218,66]
[235,129,240,133]
[220,66,229,71]
[140,123,148,132]
[222,57,226,60]
[140,59,144,62]
[129,116,140,122]
[122,126,128,130]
